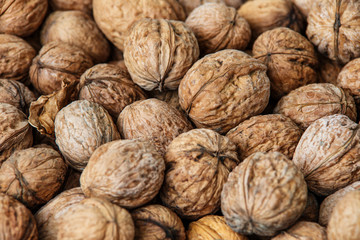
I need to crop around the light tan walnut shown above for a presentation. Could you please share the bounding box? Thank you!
[271,221,327,240]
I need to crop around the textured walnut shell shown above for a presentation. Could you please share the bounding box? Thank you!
[152,90,183,113]
[49,0,92,15]
[252,27,318,98]
[179,49,270,134]
[300,192,319,222]
[117,98,193,156]
[56,198,135,240]
[271,221,327,240]
[337,58,360,103]
[179,0,224,15]
[0,0,48,37]
[54,100,120,171]
[274,83,357,129]
[293,114,360,196]
[221,152,308,236]
[124,18,199,92]
[185,3,251,54]
[318,54,342,85]
[132,204,186,240]
[291,0,313,18]
[226,114,302,160]
[306,0,360,65]
[0,193,38,240]
[29,42,93,95]
[93,0,186,52]
[41,11,110,63]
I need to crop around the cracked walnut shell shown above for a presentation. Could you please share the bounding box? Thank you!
[271,221,327,240]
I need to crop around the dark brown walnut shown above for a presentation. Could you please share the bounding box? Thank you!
[56,198,135,240]
[291,0,313,18]
[337,58,360,104]
[78,63,147,119]
[49,0,92,15]
[124,18,199,92]
[93,0,186,52]
[132,204,186,240]
[179,0,224,16]
[226,114,302,160]
[224,0,244,9]
[0,147,67,208]
[274,83,357,129]
[0,193,38,240]
[81,139,165,208]
[300,192,319,222]
[63,168,81,191]
[185,3,251,54]
[29,42,93,95]
[0,0,48,37]
[306,0,360,65]
[54,100,120,171]
[41,11,110,63]
[179,49,270,134]
[161,129,240,219]
[221,152,308,236]
[252,27,318,98]
[271,221,327,240]
[318,54,343,85]
[152,90,183,113]
[117,98,193,156]
[293,114,360,196]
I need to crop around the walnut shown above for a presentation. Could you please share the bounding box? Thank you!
[152,90,183,113]
[318,54,343,85]
[161,129,240,219]
[124,18,199,92]
[306,0,360,65]
[271,221,327,240]
[178,49,270,134]
[0,193,38,240]
[226,114,302,160]
[49,0,92,15]
[300,192,319,222]
[185,3,251,54]
[179,0,224,16]
[93,0,186,52]
[252,27,318,98]
[337,58,360,104]
[293,114,360,196]
[132,204,186,240]
[0,0,48,37]
[40,11,110,63]
[117,98,193,156]
[29,42,93,95]
[224,0,244,9]
[291,0,313,18]
[221,152,307,236]
[63,168,81,191]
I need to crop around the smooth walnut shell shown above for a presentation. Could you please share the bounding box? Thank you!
[49,0,92,15]
[132,204,186,240]
[300,192,319,222]
[306,0,360,65]
[271,221,327,240]
[318,54,343,85]
[293,114,360,196]
[179,49,270,134]
[253,27,318,98]
[221,152,308,236]
[226,114,302,160]
[54,100,120,171]
[152,90,183,113]
[179,0,224,16]
[291,0,313,18]
[337,58,360,103]
[93,0,186,52]
[0,193,38,240]
[124,18,199,92]
[185,3,251,54]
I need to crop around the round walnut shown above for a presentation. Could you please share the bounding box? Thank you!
[178,49,270,134]
[306,0,360,65]
[81,139,165,208]
[185,3,251,54]
[226,114,302,160]
[132,204,186,240]
[271,221,327,240]
[337,58,360,104]
[293,114,360,196]
[291,0,313,18]
[124,18,199,92]
[0,193,38,240]
[161,129,240,219]
[0,147,67,208]
[93,0,186,52]
[300,192,319,222]
[221,152,308,236]
[29,42,93,95]
[252,27,318,98]
[49,0,92,15]
[54,100,120,171]
[318,54,343,85]
[179,0,224,16]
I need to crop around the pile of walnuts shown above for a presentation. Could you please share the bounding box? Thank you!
[1,0,360,239]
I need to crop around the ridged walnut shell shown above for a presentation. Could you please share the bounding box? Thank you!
[178,0,223,16]
[54,100,120,171]
[221,152,308,236]
[124,18,199,92]
[271,221,327,240]
[179,49,270,134]
[49,0,92,15]
[161,129,240,219]
[293,114,360,196]
[337,58,360,103]
[291,0,313,18]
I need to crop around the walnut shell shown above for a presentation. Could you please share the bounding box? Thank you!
[93,0,186,52]
[271,221,327,240]
[54,100,120,171]
[291,0,313,18]
[224,0,244,9]
[63,168,81,191]
[337,58,360,103]
[49,0,92,15]
[132,204,186,240]
[124,18,199,92]
[179,0,224,16]
[221,152,308,236]
[252,27,318,98]
[299,192,319,222]
[152,90,183,113]
[0,193,38,240]
[179,49,270,134]
[293,114,360,196]
[318,54,343,85]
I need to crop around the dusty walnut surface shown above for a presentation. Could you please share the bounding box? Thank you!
[271,221,327,240]
[337,58,360,103]
[179,0,224,16]
[299,192,319,222]
[49,0,92,14]
[291,0,313,18]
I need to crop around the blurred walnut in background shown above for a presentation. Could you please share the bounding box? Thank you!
[49,0,92,15]
[179,0,223,15]
[337,58,360,104]
[291,0,313,18]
